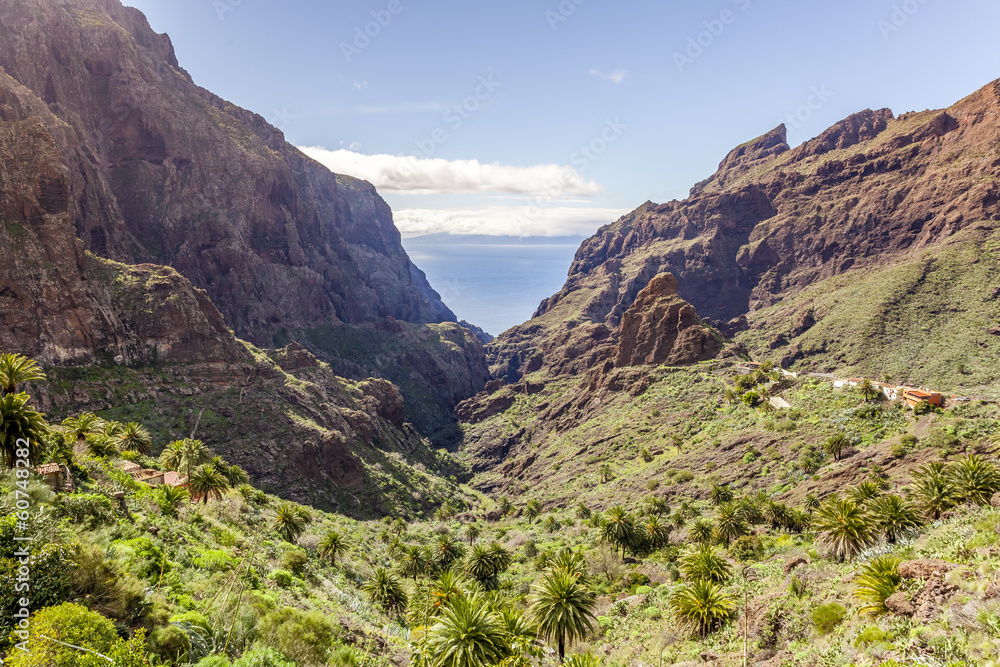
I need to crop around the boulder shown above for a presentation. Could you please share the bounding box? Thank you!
[783,556,808,574]
[991,491,1000,508]
[899,559,955,579]
[884,592,915,616]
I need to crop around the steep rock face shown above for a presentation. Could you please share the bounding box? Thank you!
[613,273,722,367]
[0,0,452,338]
[0,71,243,367]
[489,78,1000,386]
[0,0,488,430]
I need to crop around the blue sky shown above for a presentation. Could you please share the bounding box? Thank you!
[125,0,1000,238]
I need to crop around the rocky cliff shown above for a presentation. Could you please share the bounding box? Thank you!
[490,79,1000,392]
[0,0,489,437]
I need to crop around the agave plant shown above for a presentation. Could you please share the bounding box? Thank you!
[812,498,873,561]
[679,545,732,584]
[853,555,901,616]
[669,579,736,636]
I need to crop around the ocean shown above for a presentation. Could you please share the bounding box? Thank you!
[402,234,585,337]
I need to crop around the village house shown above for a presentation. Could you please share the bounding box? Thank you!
[874,382,902,401]
[769,397,792,410]
[34,463,63,491]
[163,471,188,488]
[902,387,944,408]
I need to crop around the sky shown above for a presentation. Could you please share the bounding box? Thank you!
[123,0,1000,238]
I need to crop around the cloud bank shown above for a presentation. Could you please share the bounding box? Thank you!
[298,147,603,197]
[394,206,630,238]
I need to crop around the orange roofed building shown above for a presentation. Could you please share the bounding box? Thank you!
[902,387,943,408]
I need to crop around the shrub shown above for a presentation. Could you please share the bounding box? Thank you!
[192,548,237,573]
[675,471,694,483]
[195,658,232,667]
[281,550,308,577]
[0,544,74,643]
[54,493,116,526]
[234,645,296,667]
[729,535,764,562]
[891,442,907,459]
[269,569,295,588]
[854,625,892,648]
[110,536,165,579]
[646,479,660,491]
[812,602,847,635]
[900,434,918,448]
[640,448,653,463]
[5,603,119,667]
[257,607,338,665]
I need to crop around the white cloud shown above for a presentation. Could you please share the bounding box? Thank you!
[298,147,604,197]
[353,80,368,90]
[394,206,630,237]
[590,69,627,84]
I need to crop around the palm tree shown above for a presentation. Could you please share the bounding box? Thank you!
[642,495,668,516]
[688,518,716,546]
[710,484,734,506]
[86,434,118,458]
[735,497,765,526]
[188,464,230,503]
[466,544,502,590]
[117,422,152,455]
[223,464,250,486]
[853,555,901,616]
[398,545,430,582]
[714,502,748,548]
[547,549,589,580]
[847,480,883,506]
[679,545,732,584]
[524,499,542,523]
[948,454,1000,506]
[763,501,789,530]
[156,485,190,517]
[363,567,408,616]
[600,506,636,558]
[61,412,101,455]
[433,535,465,570]
[812,498,873,561]
[823,433,848,461]
[910,463,960,519]
[426,592,507,667]
[273,502,310,543]
[669,579,736,636]
[858,379,881,402]
[0,393,48,467]
[0,353,46,395]
[497,496,513,517]
[528,569,597,662]
[541,516,560,533]
[159,438,210,481]
[318,531,348,566]
[575,502,591,520]
[643,515,671,551]
[869,494,921,543]
[430,570,466,613]
[463,523,482,545]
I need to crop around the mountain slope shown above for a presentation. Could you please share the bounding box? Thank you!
[0,0,488,436]
[490,80,1000,394]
